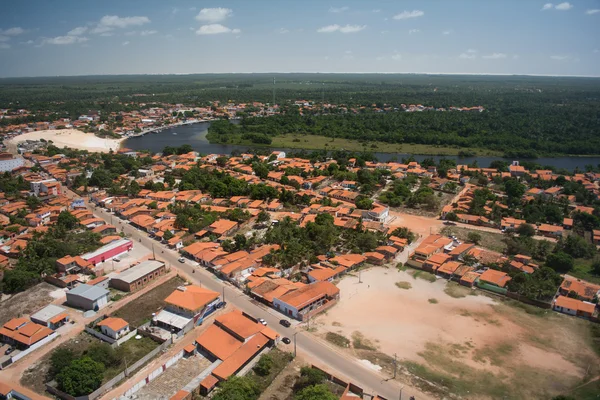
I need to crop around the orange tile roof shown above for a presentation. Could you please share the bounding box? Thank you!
[276,281,339,309]
[170,390,190,400]
[97,317,129,331]
[479,269,511,288]
[554,296,596,314]
[212,333,269,380]
[200,374,219,391]
[165,285,220,312]
[215,310,264,340]
[195,324,242,360]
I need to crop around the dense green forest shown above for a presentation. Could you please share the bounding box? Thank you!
[2,73,600,155]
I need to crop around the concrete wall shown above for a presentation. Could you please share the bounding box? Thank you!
[84,326,138,346]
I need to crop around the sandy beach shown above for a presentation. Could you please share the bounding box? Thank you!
[6,129,123,153]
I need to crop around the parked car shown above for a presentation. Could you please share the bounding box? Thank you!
[443,221,457,226]
[216,301,227,309]
[113,257,120,262]
[4,347,13,355]
[258,318,267,326]
[178,257,186,263]
[282,337,291,344]
[279,319,291,328]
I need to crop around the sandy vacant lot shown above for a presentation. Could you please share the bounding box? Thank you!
[388,210,443,238]
[0,282,56,325]
[314,267,599,399]
[7,129,123,153]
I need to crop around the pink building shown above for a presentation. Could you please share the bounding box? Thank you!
[82,238,133,266]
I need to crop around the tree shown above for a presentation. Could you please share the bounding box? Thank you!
[355,195,373,210]
[293,367,326,392]
[212,376,260,400]
[467,231,482,244]
[49,349,76,378]
[295,384,337,400]
[592,259,600,276]
[546,251,574,273]
[253,354,273,376]
[148,201,158,209]
[163,230,174,241]
[390,227,417,244]
[56,357,105,396]
[445,211,458,222]
[517,223,536,238]
[26,195,42,210]
[257,210,270,223]
[57,211,79,230]
[252,162,269,179]
[216,156,228,167]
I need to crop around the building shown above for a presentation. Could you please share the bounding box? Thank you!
[29,178,62,197]
[0,318,54,350]
[0,153,25,172]
[273,281,340,321]
[30,304,69,329]
[195,309,279,395]
[97,317,130,339]
[478,269,511,288]
[0,381,32,400]
[81,238,133,266]
[66,284,110,311]
[553,296,596,319]
[153,285,220,333]
[110,260,166,292]
[56,255,92,274]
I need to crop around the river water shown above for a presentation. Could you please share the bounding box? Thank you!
[122,122,600,171]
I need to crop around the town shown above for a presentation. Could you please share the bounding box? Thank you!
[0,139,598,400]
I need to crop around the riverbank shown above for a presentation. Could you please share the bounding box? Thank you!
[5,129,123,153]
[206,132,503,157]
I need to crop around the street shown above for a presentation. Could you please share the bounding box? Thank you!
[84,197,432,400]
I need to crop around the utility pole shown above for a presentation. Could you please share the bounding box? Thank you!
[399,385,404,400]
[222,287,225,303]
[359,269,362,284]
[393,353,397,379]
[152,243,155,260]
[293,332,298,357]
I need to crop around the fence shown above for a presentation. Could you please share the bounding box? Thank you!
[506,291,552,309]
[1,332,58,369]
[476,281,508,295]
[84,326,138,346]
[120,349,184,399]
[46,337,173,400]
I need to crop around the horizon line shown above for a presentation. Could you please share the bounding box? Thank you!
[1,71,600,79]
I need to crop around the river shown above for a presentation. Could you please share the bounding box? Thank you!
[122,122,600,171]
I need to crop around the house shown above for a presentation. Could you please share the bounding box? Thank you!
[478,269,511,288]
[205,219,238,237]
[97,317,130,339]
[66,284,110,311]
[110,260,166,292]
[153,285,220,333]
[0,318,54,350]
[81,238,133,266]
[30,304,69,330]
[559,278,600,302]
[0,381,31,400]
[537,224,563,238]
[553,296,596,319]
[273,281,340,321]
[56,255,92,274]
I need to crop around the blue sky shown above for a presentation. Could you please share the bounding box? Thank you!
[0,0,599,77]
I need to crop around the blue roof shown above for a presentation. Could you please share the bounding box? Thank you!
[68,284,109,300]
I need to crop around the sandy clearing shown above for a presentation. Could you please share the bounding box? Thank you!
[388,210,443,238]
[6,129,123,153]
[316,267,585,380]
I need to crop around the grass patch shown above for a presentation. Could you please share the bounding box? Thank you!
[325,332,350,348]
[457,309,501,325]
[412,270,436,283]
[104,336,159,380]
[444,281,477,298]
[428,298,439,304]
[246,348,293,392]
[332,321,342,327]
[495,299,549,317]
[570,258,600,284]
[473,342,515,367]
[396,263,407,271]
[351,331,378,351]
[395,281,412,290]
[112,276,185,327]
[441,226,506,253]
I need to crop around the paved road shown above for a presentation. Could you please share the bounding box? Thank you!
[82,197,433,400]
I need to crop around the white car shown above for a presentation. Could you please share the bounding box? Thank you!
[178,257,186,263]
[258,318,267,326]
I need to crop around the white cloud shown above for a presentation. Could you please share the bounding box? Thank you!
[67,26,87,36]
[459,51,477,59]
[586,9,600,14]
[277,28,290,34]
[196,24,240,35]
[0,27,25,36]
[0,43,10,49]
[329,6,349,13]
[393,10,424,20]
[442,30,452,35]
[550,55,569,60]
[171,8,179,15]
[122,41,130,46]
[482,53,507,59]
[0,36,8,42]
[555,2,573,10]
[391,54,401,60]
[43,35,89,45]
[140,30,157,36]
[98,15,150,29]
[594,49,599,53]
[99,32,114,37]
[542,3,554,10]
[513,54,520,59]
[467,49,477,53]
[372,9,381,13]
[125,31,136,36]
[195,8,232,23]
[408,29,419,35]
[317,24,366,33]
[376,56,385,61]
